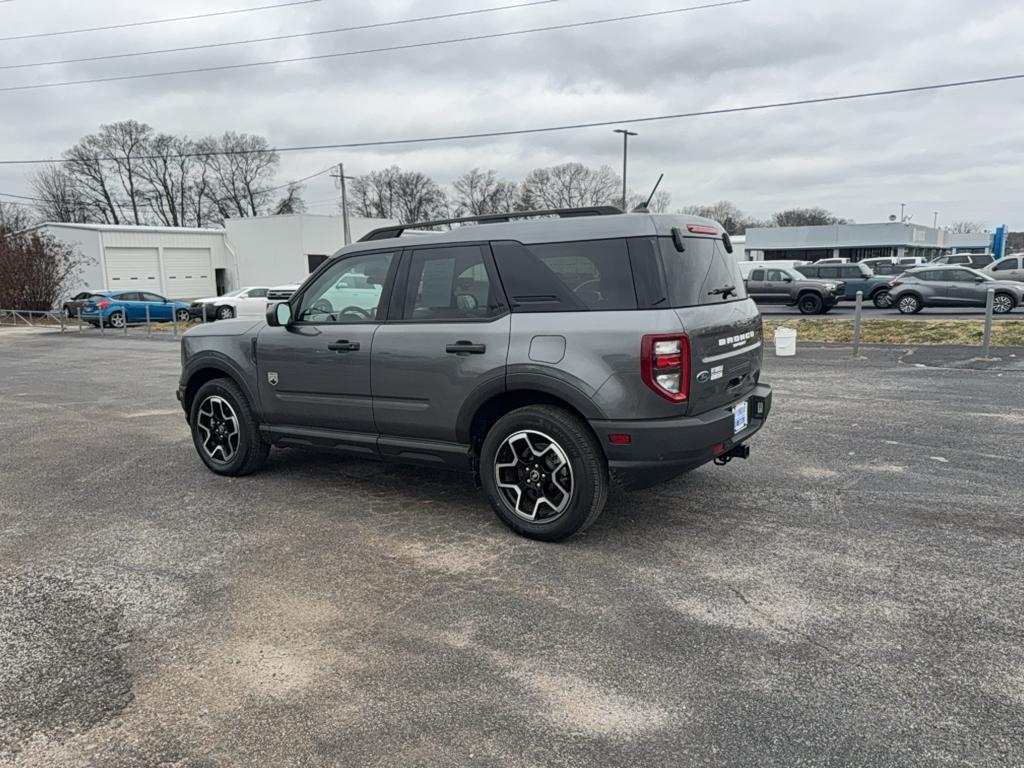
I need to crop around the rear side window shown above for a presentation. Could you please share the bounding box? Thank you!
[796,266,816,278]
[404,246,502,321]
[659,237,748,307]
[819,267,841,279]
[492,239,637,312]
[750,270,765,281]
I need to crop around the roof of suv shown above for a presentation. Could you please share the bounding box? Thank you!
[333,212,724,255]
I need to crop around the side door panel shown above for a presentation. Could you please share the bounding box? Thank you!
[256,250,398,438]
[372,244,511,447]
[945,271,982,306]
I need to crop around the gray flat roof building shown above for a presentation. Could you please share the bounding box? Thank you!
[745,222,953,263]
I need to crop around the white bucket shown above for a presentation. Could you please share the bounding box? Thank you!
[774,328,797,357]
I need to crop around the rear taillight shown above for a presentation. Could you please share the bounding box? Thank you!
[97,300,111,309]
[642,334,690,402]
[888,279,902,287]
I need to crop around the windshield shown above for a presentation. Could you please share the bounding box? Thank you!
[964,268,993,281]
[782,268,806,281]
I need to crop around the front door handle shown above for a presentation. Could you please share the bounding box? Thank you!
[327,340,360,353]
[446,341,486,355]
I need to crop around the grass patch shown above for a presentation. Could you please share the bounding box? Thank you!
[763,319,1024,347]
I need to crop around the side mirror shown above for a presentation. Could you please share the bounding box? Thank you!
[783,277,793,283]
[974,276,985,283]
[266,301,292,327]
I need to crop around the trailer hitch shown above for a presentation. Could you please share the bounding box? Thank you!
[714,443,751,466]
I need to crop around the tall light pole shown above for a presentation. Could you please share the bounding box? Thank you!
[933,211,938,228]
[613,129,637,211]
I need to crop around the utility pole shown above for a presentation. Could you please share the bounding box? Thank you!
[331,162,354,245]
[900,203,906,223]
[613,129,637,211]
[933,211,938,228]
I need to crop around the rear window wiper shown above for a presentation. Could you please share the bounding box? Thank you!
[708,284,737,299]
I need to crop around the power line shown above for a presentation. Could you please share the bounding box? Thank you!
[0,0,324,42]
[0,71,1019,167]
[0,1,559,71]
[0,1,750,93]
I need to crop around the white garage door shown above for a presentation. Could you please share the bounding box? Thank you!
[163,248,214,299]
[104,248,162,293]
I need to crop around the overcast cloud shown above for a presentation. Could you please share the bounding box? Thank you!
[1,0,1021,228]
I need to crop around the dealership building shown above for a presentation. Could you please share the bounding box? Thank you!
[743,222,960,263]
[44,214,393,300]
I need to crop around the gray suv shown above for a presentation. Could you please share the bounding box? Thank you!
[888,266,1023,314]
[177,208,773,541]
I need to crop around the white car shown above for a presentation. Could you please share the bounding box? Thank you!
[191,287,271,321]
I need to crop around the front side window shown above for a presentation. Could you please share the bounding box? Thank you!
[993,259,1017,272]
[297,251,394,323]
[750,270,765,281]
[141,292,165,302]
[405,246,502,321]
[766,269,789,282]
[247,288,269,298]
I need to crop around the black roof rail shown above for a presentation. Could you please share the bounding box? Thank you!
[358,206,624,242]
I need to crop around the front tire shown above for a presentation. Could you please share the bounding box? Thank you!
[993,293,1016,315]
[216,305,235,320]
[872,289,891,309]
[189,378,269,476]
[798,293,823,315]
[480,405,608,542]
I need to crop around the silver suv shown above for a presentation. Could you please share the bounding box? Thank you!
[888,266,1023,314]
[177,208,773,541]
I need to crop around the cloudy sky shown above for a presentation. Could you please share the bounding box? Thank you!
[0,0,1021,228]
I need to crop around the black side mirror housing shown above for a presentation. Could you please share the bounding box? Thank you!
[266,301,292,327]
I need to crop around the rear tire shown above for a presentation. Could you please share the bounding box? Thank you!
[479,405,608,542]
[897,294,923,314]
[189,378,269,477]
[108,311,126,329]
[175,308,191,323]
[798,293,823,315]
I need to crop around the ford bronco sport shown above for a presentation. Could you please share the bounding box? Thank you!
[177,208,773,541]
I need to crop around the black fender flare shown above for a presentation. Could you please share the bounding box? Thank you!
[181,352,261,417]
[454,371,606,444]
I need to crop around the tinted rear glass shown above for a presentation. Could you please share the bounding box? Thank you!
[659,237,747,307]
[492,239,637,312]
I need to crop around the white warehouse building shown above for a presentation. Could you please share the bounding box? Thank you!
[48,214,394,300]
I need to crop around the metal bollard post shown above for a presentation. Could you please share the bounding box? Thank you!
[172,308,178,337]
[59,310,66,333]
[146,305,151,338]
[99,311,104,336]
[77,307,82,334]
[853,291,863,357]
[982,288,994,358]
[123,308,129,336]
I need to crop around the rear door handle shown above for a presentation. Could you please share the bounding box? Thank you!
[446,341,486,355]
[327,340,360,352]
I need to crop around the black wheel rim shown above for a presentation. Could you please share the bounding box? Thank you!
[494,430,574,524]
[196,396,240,463]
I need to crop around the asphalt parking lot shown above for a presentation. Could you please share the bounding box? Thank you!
[1,331,1022,767]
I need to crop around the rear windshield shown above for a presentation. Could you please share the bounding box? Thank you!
[659,236,748,307]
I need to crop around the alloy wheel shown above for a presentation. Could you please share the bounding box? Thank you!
[109,312,126,328]
[217,306,234,320]
[196,395,241,463]
[993,294,1014,314]
[494,430,574,523]
[898,296,920,314]
[176,309,190,322]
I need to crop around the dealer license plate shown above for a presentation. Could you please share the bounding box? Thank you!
[733,401,749,434]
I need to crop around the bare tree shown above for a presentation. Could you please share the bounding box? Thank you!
[29,165,91,223]
[772,207,850,228]
[273,184,307,215]
[451,169,518,216]
[518,163,621,210]
[200,132,280,222]
[349,166,448,224]
[945,220,986,234]
[137,134,201,227]
[0,210,89,310]
[103,120,153,225]
[63,135,123,224]
[627,189,672,214]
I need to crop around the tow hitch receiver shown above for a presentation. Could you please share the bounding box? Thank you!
[714,443,751,466]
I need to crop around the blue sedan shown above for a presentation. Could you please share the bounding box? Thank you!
[80,290,192,328]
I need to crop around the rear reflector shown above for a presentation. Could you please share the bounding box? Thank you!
[687,224,719,236]
[608,434,632,446]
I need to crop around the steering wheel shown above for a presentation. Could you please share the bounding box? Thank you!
[455,293,479,312]
[311,299,334,314]
[340,305,372,320]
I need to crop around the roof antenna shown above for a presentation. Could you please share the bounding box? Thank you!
[632,173,664,213]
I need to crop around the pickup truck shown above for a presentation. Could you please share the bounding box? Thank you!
[797,263,894,308]
[745,266,843,314]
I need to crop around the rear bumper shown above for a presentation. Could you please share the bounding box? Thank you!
[589,384,773,490]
